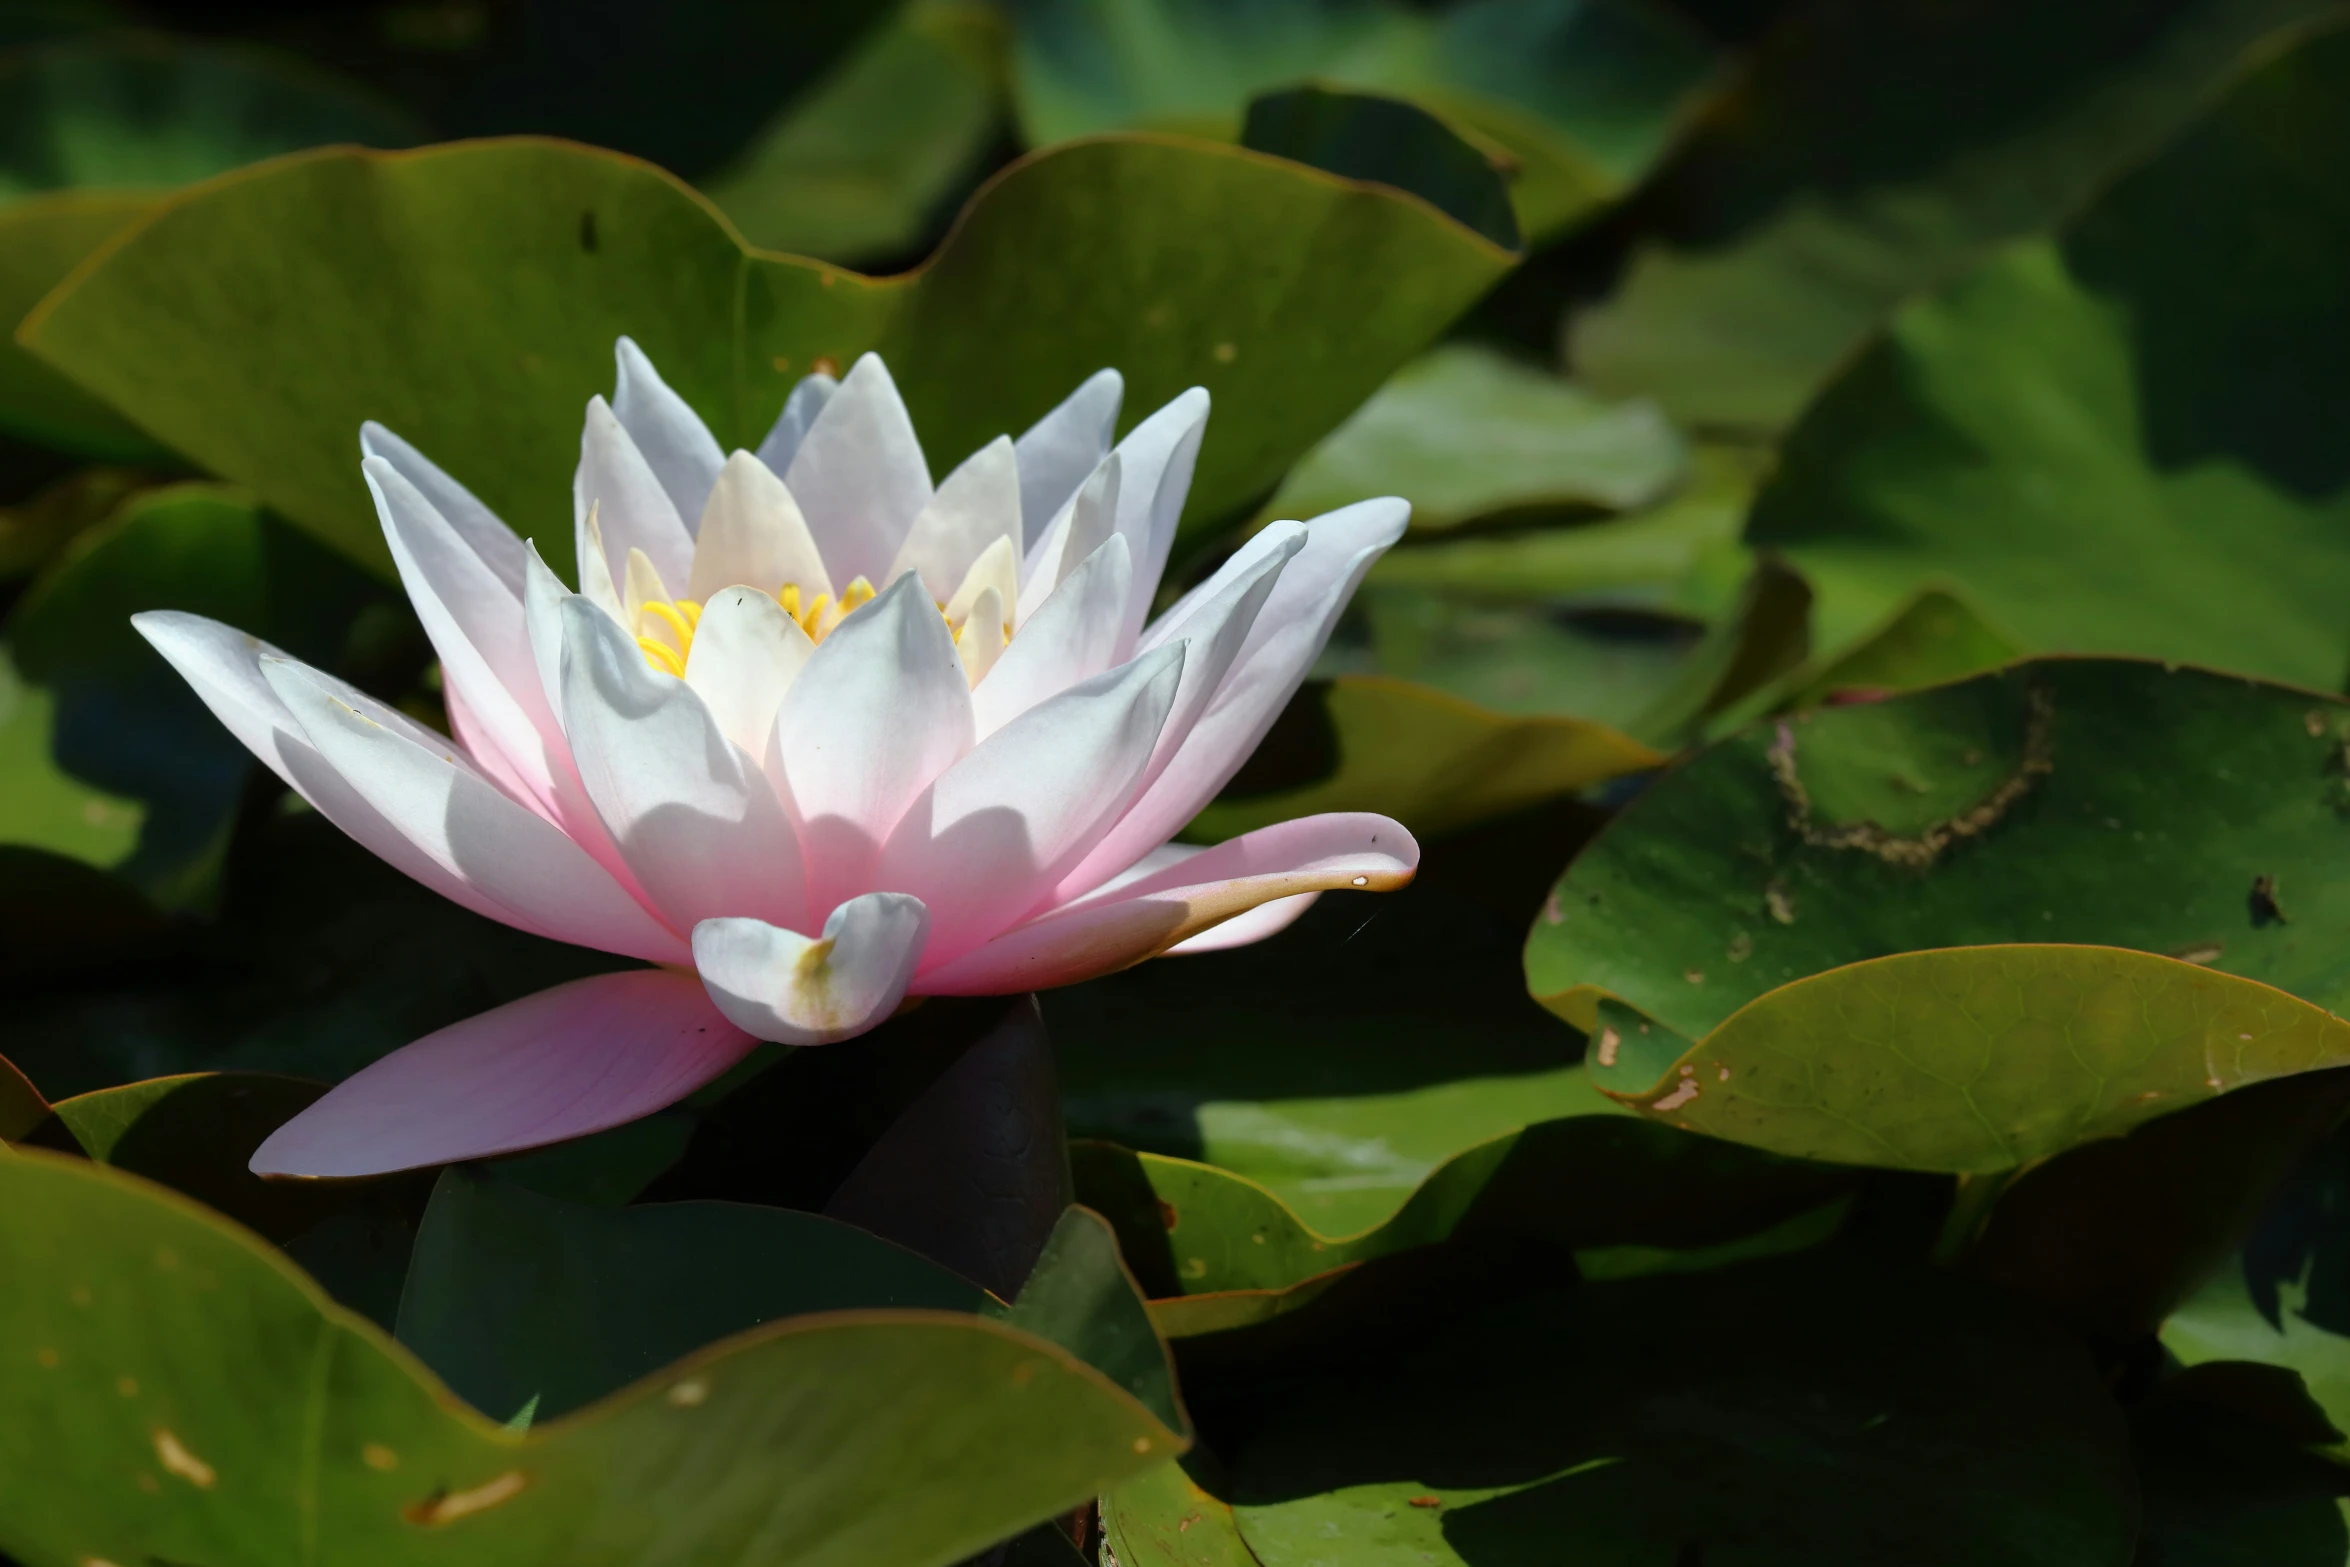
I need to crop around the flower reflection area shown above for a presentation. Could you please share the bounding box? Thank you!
[140,342,1416,1178]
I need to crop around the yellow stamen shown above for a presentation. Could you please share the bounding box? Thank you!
[640,599,698,650]
[636,636,686,677]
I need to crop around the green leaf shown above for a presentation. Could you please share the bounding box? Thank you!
[0,191,164,454]
[2128,1379,2350,1566]
[1765,583,2024,714]
[698,0,1007,264]
[1221,1253,2135,1566]
[395,1165,991,1422]
[0,1051,46,1142]
[1052,858,1600,1234]
[1240,85,1520,250]
[1745,19,2350,687]
[1104,1454,1263,1567]
[988,1207,1188,1437]
[2165,1127,2350,1450]
[1529,659,2350,1046]
[0,645,143,874]
[1602,945,2350,1174]
[1007,0,1724,241]
[1364,439,1760,606]
[0,34,417,201]
[1189,674,1658,842]
[1572,0,2342,429]
[0,1147,1186,1567]
[21,135,1513,578]
[1264,343,1685,531]
[8,481,395,907]
[23,1070,386,1246]
[1073,1096,1843,1312]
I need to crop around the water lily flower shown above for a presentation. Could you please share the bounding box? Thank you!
[138,343,1417,1178]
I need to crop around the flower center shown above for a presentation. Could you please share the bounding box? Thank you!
[633,576,1008,680]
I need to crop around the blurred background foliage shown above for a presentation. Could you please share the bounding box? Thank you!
[4,0,2350,1562]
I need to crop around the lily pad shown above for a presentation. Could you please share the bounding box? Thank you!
[0,1147,1186,1567]
[1104,1453,1263,1567]
[1240,85,1520,250]
[1073,1098,1842,1316]
[698,0,1007,263]
[1528,659,2350,1042]
[0,645,143,875]
[397,1165,1123,1422]
[1007,0,1724,241]
[1599,945,2350,1174]
[1189,674,1658,842]
[1744,20,2350,687]
[8,481,395,906]
[22,133,1513,578]
[0,1051,45,1142]
[1222,1252,2136,1567]
[1050,852,1598,1235]
[0,191,164,454]
[1571,0,2341,429]
[23,1070,365,1246]
[1264,343,1685,532]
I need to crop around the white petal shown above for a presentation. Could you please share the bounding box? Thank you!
[885,642,1185,962]
[782,353,931,587]
[560,596,809,935]
[693,893,930,1044]
[1077,499,1409,893]
[576,395,692,591]
[944,535,1019,630]
[261,656,682,963]
[1102,387,1209,656]
[956,586,1007,687]
[768,572,974,912]
[756,371,839,474]
[365,455,566,820]
[684,585,815,759]
[359,422,523,596]
[1122,519,1304,790]
[1165,891,1319,953]
[133,612,557,938]
[687,450,833,603]
[920,813,1416,995]
[1015,369,1122,551]
[1017,450,1120,624]
[974,533,1130,739]
[613,337,726,531]
[575,499,624,621]
[886,435,1021,600]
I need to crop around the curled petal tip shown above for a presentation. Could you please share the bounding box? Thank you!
[693,892,930,1045]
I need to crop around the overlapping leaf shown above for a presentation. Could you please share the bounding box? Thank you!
[20,133,1514,579]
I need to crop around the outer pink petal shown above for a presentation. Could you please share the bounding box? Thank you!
[916,812,1416,995]
[249,969,755,1178]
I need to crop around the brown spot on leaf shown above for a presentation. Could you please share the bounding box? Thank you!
[405,1470,528,1527]
[1157,1199,1179,1231]
[1764,881,1797,925]
[153,1430,214,1490]
[1409,1495,1444,1509]
[2168,940,2224,965]
[1596,1027,1621,1067]
[2251,875,2288,926]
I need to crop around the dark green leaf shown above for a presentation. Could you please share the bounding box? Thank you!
[1745,20,2350,686]
[698,0,1007,264]
[1241,85,1520,250]
[1573,0,2341,429]
[1222,1253,2135,1566]
[1531,660,2350,1048]
[0,192,164,455]
[395,1165,990,1422]
[0,1051,45,1141]
[1008,0,1724,241]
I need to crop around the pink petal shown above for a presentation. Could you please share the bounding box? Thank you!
[1066,498,1408,896]
[917,812,1416,995]
[886,642,1185,963]
[249,969,754,1177]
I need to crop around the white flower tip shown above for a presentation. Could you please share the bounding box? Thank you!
[692,892,931,1045]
